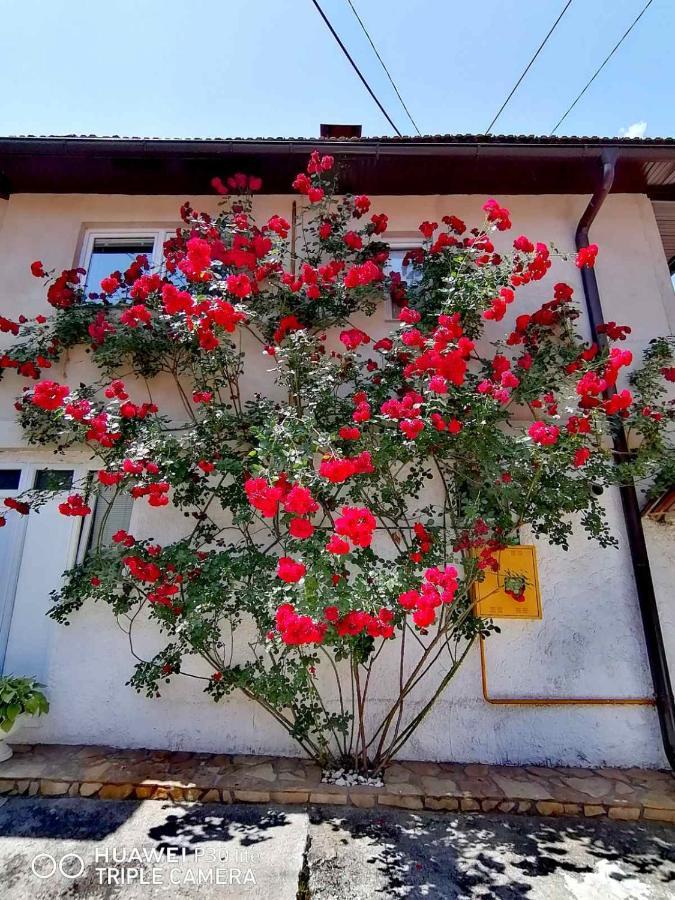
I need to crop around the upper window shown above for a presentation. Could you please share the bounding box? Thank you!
[385,244,420,320]
[81,229,178,301]
[387,248,417,279]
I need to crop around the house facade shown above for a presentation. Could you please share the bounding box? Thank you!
[0,134,673,768]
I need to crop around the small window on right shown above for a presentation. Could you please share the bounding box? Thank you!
[385,244,421,320]
[85,485,134,554]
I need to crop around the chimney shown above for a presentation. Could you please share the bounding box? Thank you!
[320,124,362,139]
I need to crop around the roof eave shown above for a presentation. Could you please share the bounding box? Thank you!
[1,135,674,198]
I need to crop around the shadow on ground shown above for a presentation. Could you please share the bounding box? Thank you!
[0,799,305,899]
[147,804,291,853]
[308,806,675,899]
[0,797,290,849]
[0,798,673,898]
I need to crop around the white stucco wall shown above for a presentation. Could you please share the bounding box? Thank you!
[0,189,673,768]
[645,518,675,680]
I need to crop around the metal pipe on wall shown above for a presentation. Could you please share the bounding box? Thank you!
[575,152,675,769]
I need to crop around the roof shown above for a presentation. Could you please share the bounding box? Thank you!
[1,133,675,198]
[6,132,675,144]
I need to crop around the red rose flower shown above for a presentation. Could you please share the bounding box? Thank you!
[226,273,253,298]
[276,556,306,583]
[283,485,319,516]
[528,421,560,446]
[58,494,92,517]
[353,195,371,216]
[513,235,534,253]
[326,535,350,555]
[339,426,361,441]
[419,221,438,239]
[120,304,152,328]
[370,213,388,235]
[100,275,120,295]
[339,328,371,351]
[400,419,424,440]
[343,231,363,251]
[4,497,30,515]
[289,518,314,539]
[32,380,69,411]
[335,506,376,548]
[211,176,228,195]
[573,447,591,468]
[482,199,511,231]
[245,477,283,518]
[98,470,123,486]
[576,244,598,269]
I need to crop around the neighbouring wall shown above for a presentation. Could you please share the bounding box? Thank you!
[0,190,673,767]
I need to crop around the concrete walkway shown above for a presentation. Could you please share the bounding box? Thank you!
[307,805,675,899]
[1,743,674,824]
[0,798,673,899]
[0,797,307,899]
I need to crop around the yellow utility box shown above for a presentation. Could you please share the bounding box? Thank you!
[473,545,542,619]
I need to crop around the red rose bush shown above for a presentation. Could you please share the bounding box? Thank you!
[2,152,674,772]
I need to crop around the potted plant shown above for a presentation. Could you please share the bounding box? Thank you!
[0,676,49,762]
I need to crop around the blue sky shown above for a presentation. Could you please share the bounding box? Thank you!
[0,0,671,139]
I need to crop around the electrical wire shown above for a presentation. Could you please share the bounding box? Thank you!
[310,0,403,136]
[345,0,421,135]
[486,1,574,134]
[551,0,655,134]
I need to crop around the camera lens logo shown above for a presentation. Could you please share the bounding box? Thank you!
[31,852,85,879]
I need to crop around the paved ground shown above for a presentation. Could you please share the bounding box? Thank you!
[0,797,307,899]
[308,806,675,899]
[0,797,673,898]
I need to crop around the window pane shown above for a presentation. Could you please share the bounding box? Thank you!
[385,248,420,319]
[387,248,420,283]
[0,470,21,491]
[87,485,133,553]
[84,237,155,300]
[160,234,188,288]
[33,469,73,491]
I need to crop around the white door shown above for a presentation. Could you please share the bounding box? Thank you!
[0,466,31,670]
[1,465,81,679]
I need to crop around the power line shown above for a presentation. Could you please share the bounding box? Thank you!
[551,0,655,134]
[345,0,421,135]
[310,0,402,136]
[486,1,574,134]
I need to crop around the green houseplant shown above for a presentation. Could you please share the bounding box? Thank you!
[0,676,49,762]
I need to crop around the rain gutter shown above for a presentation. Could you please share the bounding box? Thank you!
[575,151,675,769]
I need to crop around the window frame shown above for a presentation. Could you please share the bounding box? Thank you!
[74,473,134,563]
[78,226,180,298]
[384,235,421,320]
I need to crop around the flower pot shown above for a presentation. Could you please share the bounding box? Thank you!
[0,716,22,763]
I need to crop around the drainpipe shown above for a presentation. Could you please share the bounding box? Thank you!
[575,151,675,769]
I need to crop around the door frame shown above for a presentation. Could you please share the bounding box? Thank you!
[0,461,85,672]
